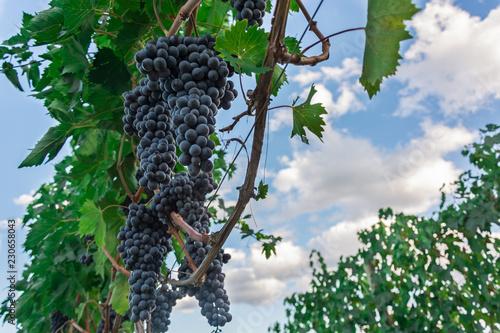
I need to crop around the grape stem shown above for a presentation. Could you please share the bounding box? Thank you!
[153,0,168,36]
[169,211,210,243]
[102,246,131,277]
[277,0,331,66]
[117,134,135,200]
[167,0,203,37]
[165,216,199,272]
[111,314,122,333]
[219,109,253,133]
[186,5,200,37]
[70,320,90,333]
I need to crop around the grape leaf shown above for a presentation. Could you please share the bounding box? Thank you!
[197,0,229,35]
[290,0,299,12]
[284,36,301,54]
[360,0,420,98]
[291,84,327,144]
[255,64,287,97]
[215,20,270,76]
[79,200,106,247]
[19,123,73,167]
[109,273,131,315]
[255,180,269,201]
[262,242,277,259]
[2,62,23,91]
[89,48,131,95]
[60,37,89,74]
[63,0,95,35]
[29,7,65,45]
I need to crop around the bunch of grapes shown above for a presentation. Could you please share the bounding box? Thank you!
[79,254,93,266]
[129,34,237,177]
[177,235,232,326]
[50,310,68,333]
[117,204,174,323]
[117,204,172,273]
[224,0,266,27]
[127,270,159,322]
[117,31,238,328]
[150,285,184,333]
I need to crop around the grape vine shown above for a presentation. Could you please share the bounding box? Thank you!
[0,0,422,331]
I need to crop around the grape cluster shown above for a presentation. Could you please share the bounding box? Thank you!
[151,285,184,333]
[79,254,94,266]
[117,204,172,273]
[96,307,129,333]
[172,92,217,176]
[178,236,232,327]
[151,171,217,229]
[137,134,177,191]
[117,204,174,323]
[127,270,158,323]
[50,310,68,333]
[130,34,237,177]
[122,79,177,190]
[225,0,266,27]
[83,234,94,244]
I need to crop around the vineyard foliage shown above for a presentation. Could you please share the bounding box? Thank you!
[0,0,421,331]
[272,126,500,332]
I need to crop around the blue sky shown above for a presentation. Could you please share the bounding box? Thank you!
[1,0,500,332]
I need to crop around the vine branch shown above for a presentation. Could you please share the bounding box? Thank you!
[117,134,134,200]
[153,0,168,36]
[102,246,131,277]
[165,216,199,272]
[70,320,90,333]
[166,0,291,287]
[219,109,253,133]
[277,0,330,66]
[167,0,203,37]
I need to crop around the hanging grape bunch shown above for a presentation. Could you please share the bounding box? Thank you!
[223,0,267,27]
[118,33,237,330]
[123,34,237,179]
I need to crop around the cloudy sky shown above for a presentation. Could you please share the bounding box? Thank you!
[1,0,500,332]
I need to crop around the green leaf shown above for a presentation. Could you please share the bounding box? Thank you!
[63,0,95,35]
[255,64,287,97]
[89,48,131,95]
[116,21,149,53]
[19,123,73,167]
[290,0,299,12]
[262,242,277,259]
[29,7,65,45]
[284,36,301,54]
[79,200,106,247]
[116,0,142,11]
[60,37,88,74]
[360,0,420,98]
[291,84,327,144]
[255,180,269,201]
[109,273,130,315]
[215,20,270,76]
[197,0,229,35]
[2,62,23,91]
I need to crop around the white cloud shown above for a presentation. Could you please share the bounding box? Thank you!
[175,296,197,313]
[271,121,476,220]
[308,216,378,266]
[396,0,500,116]
[13,192,36,206]
[224,241,309,305]
[225,267,287,305]
[268,108,292,132]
